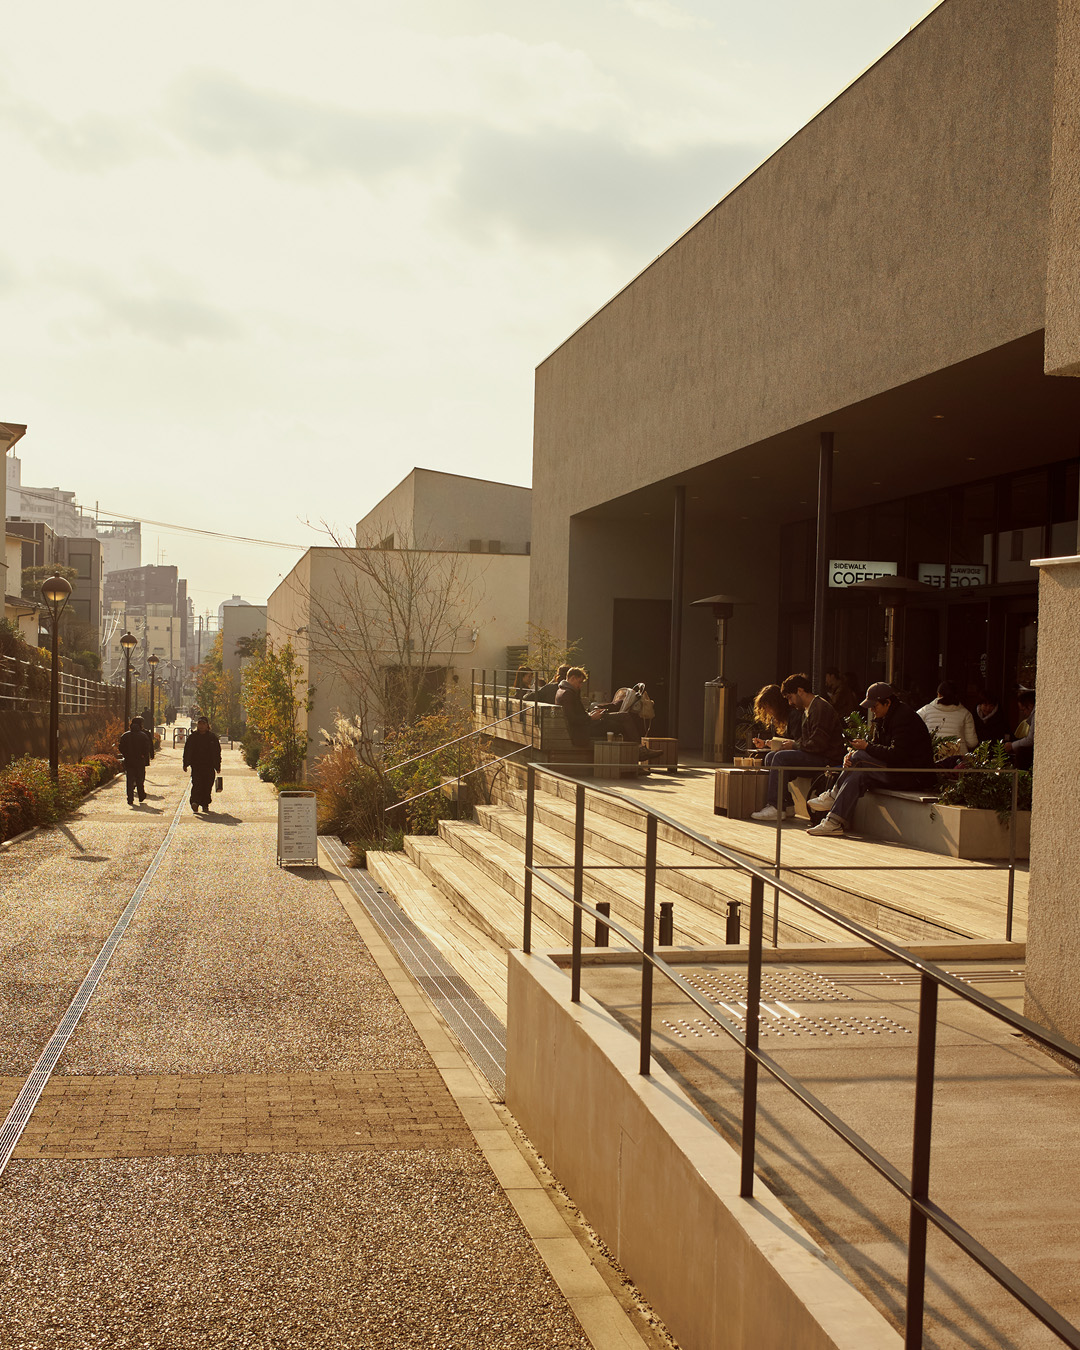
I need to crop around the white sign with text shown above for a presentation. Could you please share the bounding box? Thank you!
[828,560,898,589]
[917,563,988,590]
[277,792,318,866]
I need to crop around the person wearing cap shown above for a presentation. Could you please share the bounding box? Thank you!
[806,682,934,837]
[182,716,221,813]
[117,715,155,807]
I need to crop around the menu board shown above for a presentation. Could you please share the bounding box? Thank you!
[277,791,318,866]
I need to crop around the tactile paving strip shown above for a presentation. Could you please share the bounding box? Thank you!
[682,968,854,1004]
[322,838,507,1099]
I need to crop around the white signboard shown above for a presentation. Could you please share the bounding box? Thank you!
[277,791,318,866]
[829,560,898,589]
[917,563,988,590]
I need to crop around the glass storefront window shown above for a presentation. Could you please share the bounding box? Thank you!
[950,481,995,569]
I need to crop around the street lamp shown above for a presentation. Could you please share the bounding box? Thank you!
[120,631,137,723]
[41,574,72,782]
[148,654,159,732]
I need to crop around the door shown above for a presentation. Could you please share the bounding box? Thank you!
[611,599,671,735]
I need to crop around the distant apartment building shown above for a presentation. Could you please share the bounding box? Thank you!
[6,456,141,579]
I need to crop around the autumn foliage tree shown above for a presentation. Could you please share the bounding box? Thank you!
[241,639,312,784]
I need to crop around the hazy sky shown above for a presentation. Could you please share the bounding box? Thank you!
[2,0,940,617]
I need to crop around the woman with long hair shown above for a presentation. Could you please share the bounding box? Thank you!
[751,684,789,747]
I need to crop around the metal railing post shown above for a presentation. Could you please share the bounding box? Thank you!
[1006,769,1018,942]
[639,814,658,1076]
[481,669,486,721]
[523,764,535,953]
[595,901,610,948]
[726,899,741,944]
[571,783,585,1003]
[773,767,784,946]
[740,873,765,1197]
[905,973,939,1350]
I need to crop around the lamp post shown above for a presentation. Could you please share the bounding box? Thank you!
[41,574,72,782]
[148,654,159,732]
[120,631,137,724]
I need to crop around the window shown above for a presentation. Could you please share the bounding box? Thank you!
[68,552,92,579]
[487,540,502,554]
[469,539,482,553]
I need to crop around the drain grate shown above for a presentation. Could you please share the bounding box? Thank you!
[322,838,507,1099]
[0,791,189,1181]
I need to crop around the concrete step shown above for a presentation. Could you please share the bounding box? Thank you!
[366,850,509,1019]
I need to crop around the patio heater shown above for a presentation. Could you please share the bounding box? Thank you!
[691,594,741,764]
[852,574,937,687]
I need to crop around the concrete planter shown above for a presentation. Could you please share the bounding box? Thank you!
[854,793,1030,859]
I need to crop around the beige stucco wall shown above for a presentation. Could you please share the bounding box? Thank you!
[1024,556,1080,1044]
[221,604,267,676]
[531,0,1059,643]
[356,468,531,554]
[1045,0,1080,376]
[267,547,528,770]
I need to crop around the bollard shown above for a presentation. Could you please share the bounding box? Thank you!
[726,899,741,944]
[658,901,674,946]
[595,901,611,948]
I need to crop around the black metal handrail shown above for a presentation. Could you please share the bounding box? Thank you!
[521,762,1079,1350]
[381,706,535,814]
[762,762,1026,941]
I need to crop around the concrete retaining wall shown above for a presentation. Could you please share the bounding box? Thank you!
[0,710,112,767]
[506,950,900,1350]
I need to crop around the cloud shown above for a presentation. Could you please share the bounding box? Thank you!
[0,89,156,171]
[447,126,767,256]
[166,71,440,180]
[42,263,244,346]
[624,0,711,30]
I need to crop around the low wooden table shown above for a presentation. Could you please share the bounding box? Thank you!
[594,740,641,780]
[641,737,679,773]
[713,767,768,818]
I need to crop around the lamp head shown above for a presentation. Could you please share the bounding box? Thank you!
[40,574,72,613]
[120,631,137,654]
[148,654,159,670]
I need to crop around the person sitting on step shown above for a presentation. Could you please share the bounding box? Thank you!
[805,682,934,837]
[750,673,844,822]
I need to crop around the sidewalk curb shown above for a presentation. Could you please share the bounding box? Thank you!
[320,842,649,1350]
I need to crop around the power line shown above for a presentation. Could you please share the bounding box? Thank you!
[12,485,310,550]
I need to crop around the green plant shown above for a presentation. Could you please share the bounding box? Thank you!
[241,734,262,770]
[242,639,311,785]
[844,710,870,742]
[523,622,582,683]
[937,740,1032,822]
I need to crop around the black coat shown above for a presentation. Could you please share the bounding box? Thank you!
[869,699,935,787]
[183,731,221,773]
[118,729,154,766]
[974,706,1010,743]
[555,680,592,746]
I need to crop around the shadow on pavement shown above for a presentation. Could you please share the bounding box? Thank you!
[198,812,242,826]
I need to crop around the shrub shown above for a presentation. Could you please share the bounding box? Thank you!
[241,735,262,770]
[937,740,1032,823]
[0,751,123,842]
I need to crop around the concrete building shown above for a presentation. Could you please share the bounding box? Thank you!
[6,457,141,579]
[356,468,531,556]
[271,470,530,771]
[221,602,266,677]
[531,0,1080,751]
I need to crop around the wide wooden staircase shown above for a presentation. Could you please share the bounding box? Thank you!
[364,762,965,1022]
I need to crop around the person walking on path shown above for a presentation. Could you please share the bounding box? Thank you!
[117,716,155,806]
[182,716,220,813]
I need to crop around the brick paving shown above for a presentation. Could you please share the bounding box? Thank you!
[6,1069,476,1159]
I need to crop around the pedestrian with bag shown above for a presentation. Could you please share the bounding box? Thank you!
[183,716,221,813]
[118,715,155,807]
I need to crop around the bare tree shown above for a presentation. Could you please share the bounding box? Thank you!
[305,518,489,754]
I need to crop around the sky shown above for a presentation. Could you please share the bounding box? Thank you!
[1,0,941,620]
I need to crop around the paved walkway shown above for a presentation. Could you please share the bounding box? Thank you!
[0,744,651,1349]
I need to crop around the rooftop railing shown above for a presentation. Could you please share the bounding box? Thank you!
[522,761,1079,1350]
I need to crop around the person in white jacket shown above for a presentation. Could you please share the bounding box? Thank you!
[916,681,978,750]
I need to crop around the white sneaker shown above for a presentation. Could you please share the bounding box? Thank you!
[807,789,837,811]
[806,814,844,837]
[750,804,795,822]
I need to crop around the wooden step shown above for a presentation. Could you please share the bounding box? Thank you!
[366,850,509,1020]
[403,834,567,952]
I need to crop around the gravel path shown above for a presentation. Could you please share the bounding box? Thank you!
[0,744,591,1349]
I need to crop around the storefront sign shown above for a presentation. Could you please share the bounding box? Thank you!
[829,560,898,589]
[917,563,988,590]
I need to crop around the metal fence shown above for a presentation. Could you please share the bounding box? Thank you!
[521,762,1079,1350]
[0,653,119,715]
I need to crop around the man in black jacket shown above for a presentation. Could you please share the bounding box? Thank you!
[751,673,845,822]
[118,716,154,806]
[182,716,221,813]
[806,682,934,837]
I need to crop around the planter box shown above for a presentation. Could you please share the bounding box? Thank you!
[854,792,1030,859]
